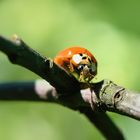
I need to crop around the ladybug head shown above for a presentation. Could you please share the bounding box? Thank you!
[71,53,97,82]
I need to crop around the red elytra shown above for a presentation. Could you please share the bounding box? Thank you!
[54,46,97,82]
[54,46,97,68]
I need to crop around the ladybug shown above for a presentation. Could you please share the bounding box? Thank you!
[54,46,97,83]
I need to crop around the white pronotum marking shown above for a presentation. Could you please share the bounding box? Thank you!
[72,54,82,64]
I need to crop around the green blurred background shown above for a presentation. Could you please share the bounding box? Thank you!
[0,0,140,139]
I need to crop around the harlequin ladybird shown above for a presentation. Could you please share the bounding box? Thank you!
[54,46,97,83]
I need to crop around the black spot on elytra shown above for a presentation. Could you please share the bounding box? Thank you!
[88,58,92,63]
[79,53,83,56]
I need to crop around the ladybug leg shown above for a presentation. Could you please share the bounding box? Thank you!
[68,60,75,72]
[79,71,84,82]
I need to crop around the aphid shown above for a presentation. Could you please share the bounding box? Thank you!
[54,46,97,83]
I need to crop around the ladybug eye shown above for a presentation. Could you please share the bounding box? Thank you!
[79,53,83,56]
[77,64,85,71]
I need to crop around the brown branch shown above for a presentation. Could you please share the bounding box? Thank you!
[0,80,58,102]
[0,80,125,140]
[79,107,124,140]
[0,35,80,94]
[2,35,140,139]
[91,80,140,121]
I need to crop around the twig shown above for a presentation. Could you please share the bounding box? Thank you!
[0,35,80,93]
[1,35,140,139]
[92,80,140,121]
[79,107,124,140]
[0,80,58,102]
[0,80,125,140]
